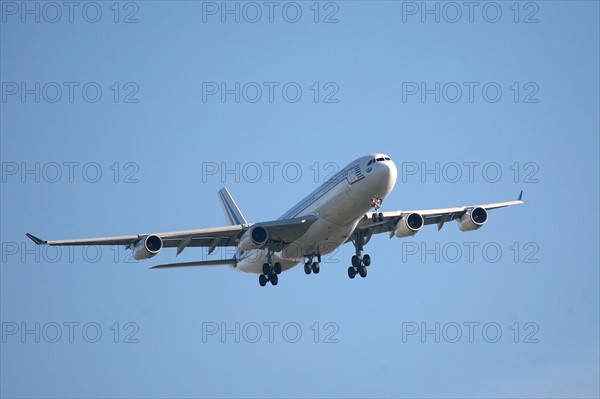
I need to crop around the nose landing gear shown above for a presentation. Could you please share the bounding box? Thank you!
[370,196,384,222]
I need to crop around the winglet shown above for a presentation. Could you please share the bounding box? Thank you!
[518,190,524,201]
[26,233,47,245]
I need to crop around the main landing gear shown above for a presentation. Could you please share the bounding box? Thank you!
[348,196,384,279]
[348,253,370,279]
[259,251,282,287]
[303,254,321,275]
[348,231,371,279]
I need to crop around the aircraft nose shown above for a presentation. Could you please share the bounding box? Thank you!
[387,159,398,187]
[371,157,397,196]
[383,159,397,194]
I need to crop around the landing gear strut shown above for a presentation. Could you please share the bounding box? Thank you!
[304,254,321,275]
[371,196,384,222]
[258,250,282,287]
[348,231,370,279]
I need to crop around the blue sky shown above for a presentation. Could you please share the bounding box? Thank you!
[1,1,598,397]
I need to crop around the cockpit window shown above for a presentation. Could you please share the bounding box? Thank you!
[369,157,391,165]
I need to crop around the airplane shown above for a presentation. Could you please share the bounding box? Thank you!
[26,153,524,287]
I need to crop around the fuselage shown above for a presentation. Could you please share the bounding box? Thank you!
[235,154,398,274]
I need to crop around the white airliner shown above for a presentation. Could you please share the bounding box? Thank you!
[27,153,524,286]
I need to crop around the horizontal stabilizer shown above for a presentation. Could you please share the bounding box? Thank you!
[151,258,236,269]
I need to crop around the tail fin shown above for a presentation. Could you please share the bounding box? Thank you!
[218,187,248,225]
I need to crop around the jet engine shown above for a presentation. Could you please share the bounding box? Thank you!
[132,235,163,260]
[458,207,488,231]
[394,213,424,238]
[238,226,268,252]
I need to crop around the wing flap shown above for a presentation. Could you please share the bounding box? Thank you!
[151,258,236,269]
[26,232,140,246]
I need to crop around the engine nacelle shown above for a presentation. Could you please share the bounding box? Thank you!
[394,213,424,238]
[458,207,488,232]
[132,235,163,260]
[238,226,268,252]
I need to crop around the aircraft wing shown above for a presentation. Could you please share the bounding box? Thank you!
[26,214,318,255]
[26,225,244,249]
[349,192,524,239]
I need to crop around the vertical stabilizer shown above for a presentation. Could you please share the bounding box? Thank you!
[218,187,248,225]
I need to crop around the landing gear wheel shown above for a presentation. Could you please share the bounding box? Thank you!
[347,267,356,279]
[262,263,271,275]
[270,274,278,286]
[378,213,384,222]
[362,254,371,267]
[259,274,268,286]
[273,262,282,275]
[372,213,378,222]
[359,266,367,278]
[304,262,312,275]
[351,255,361,268]
[312,262,320,274]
